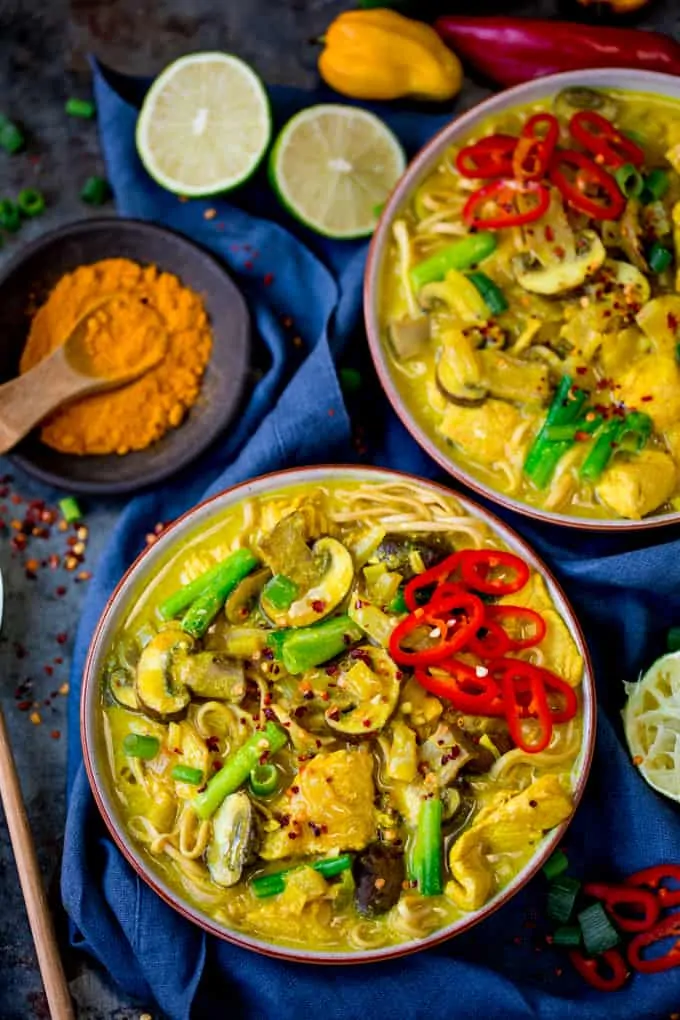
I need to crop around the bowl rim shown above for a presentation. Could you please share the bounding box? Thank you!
[364,67,680,533]
[0,215,251,495]
[80,463,596,964]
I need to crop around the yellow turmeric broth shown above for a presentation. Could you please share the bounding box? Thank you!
[101,479,584,952]
[380,88,680,521]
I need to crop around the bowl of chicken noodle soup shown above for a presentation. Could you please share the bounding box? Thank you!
[82,467,595,961]
[365,70,680,529]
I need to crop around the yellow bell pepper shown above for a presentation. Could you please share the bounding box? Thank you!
[318,9,463,102]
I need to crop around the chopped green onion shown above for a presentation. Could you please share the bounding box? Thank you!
[542,849,569,882]
[552,925,582,948]
[547,875,581,925]
[59,496,82,523]
[544,416,602,443]
[579,418,623,482]
[411,795,443,896]
[578,901,620,956]
[262,574,299,611]
[648,242,673,274]
[252,854,353,898]
[270,615,363,674]
[122,733,160,760]
[181,549,259,639]
[249,763,279,797]
[0,117,25,154]
[192,721,288,819]
[410,232,497,291]
[0,199,21,233]
[65,97,96,119]
[667,626,680,653]
[641,168,669,204]
[17,188,45,218]
[171,764,204,785]
[617,411,652,453]
[525,380,587,489]
[467,271,508,316]
[388,588,408,615]
[339,367,363,396]
[80,175,111,206]
[614,163,644,199]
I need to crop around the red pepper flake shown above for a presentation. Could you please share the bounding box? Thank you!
[544,225,555,242]
[10,494,22,505]
[553,246,565,260]
[554,968,563,978]
[667,313,679,332]
[55,586,67,597]
[641,395,654,402]
[17,700,32,711]
[56,633,68,645]
[50,730,61,740]
[244,260,254,270]
[206,736,220,752]
[212,761,223,771]
[203,207,217,221]
[574,431,591,442]
[13,642,27,659]
[311,599,326,613]
[76,570,92,582]
[513,936,522,945]
[575,366,588,376]
[44,665,53,677]
[263,273,274,286]
[288,831,298,840]
[328,408,335,417]
[292,336,303,348]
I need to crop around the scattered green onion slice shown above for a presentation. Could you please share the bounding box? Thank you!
[171,764,204,785]
[17,188,45,218]
[80,175,111,206]
[65,97,96,119]
[123,733,160,760]
[252,854,353,899]
[648,242,673,274]
[339,367,363,396]
[552,924,582,948]
[542,849,569,882]
[614,163,644,199]
[388,588,408,615]
[0,118,25,154]
[0,199,21,233]
[249,763,279,797]
[547,875,581,925]
[467,271,508,315]
[667,626,680,653]
[544,416,602,443]
[578,901,620,956]
[641,168,669,204]
[262,574,299,611]
[59,496,82,523]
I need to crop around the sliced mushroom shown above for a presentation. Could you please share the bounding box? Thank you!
[373,533,451,579]
[419,270,489,325]
[620,199,650,272]
[261,537,354,628]
[478,349,550,406]
[135,626,194,720]
[353,844,405,917]
[224,567,271,625]
[436,330,488,406]
[388,315,430,361]
[603,259,651,305]
[553,86,619,121]
[325,646,400,737]
[206,791,258,887]
[109,668,140,711]
[174,652,246,702]
[258,511,318,589]
[514,230,606,295]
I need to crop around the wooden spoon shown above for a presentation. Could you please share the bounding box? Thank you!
[0,295,167,454]
[0,570,75,1018]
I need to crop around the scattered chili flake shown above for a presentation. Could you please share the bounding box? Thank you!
[10,494,22,505]
[76,570,92,582]
[58,683,69,695]
[554,968,563,978]
[311,599,326,613]
[544,225,555,242]
[58,520,68,532]
[263,272,274,286]
[513,936,523,945]
[55,586,67,597]
[206,735,220,752]
[44,665,53,677]
[328,408,335,417]
[575,366,588,376]
[292,336,303,348]
[203,207,217,220]
[56,633,68,645]
[641,395,654,402]
[632,754,644,765]
[29,711,41,725]
[574,431,591,442]
[17,700,32,711]
[13,642,27,659]
[244,260,254,270]
[212,761,223,771]
[288,831,298,840]
[64,556,78,571]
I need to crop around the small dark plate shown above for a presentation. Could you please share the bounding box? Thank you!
[0,218,251,494]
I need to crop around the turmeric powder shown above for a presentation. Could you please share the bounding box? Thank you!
[20,258,213,456]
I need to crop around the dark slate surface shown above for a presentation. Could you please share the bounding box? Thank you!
[0,1,678,1017]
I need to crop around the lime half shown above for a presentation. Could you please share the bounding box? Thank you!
[623,651,680,802]
[269,104,406,239]
[136,52,271,196]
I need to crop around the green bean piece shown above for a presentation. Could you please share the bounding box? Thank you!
[274,615,363,674]
[614,163,644,199]
[192,722,288,819]
[617,411,652,453]
[249,763,279,797]
[262,574,299,611]
[180,549,259,638]
[251,854,353,899]
[467,271,508,315]
[543,415,602,443]
[0,117,25,154]
[411,796,443,896]
[80,175,111,205]
[648,242,673,274]
[579,419,623,482]
[409,232,497,291]
[0,199,21,233]
[122,733,160,760]
[171,764,204,785]
[65,97,96,119]
[524,378,587,487]
[59,496,82,523]
[159,560,231,619]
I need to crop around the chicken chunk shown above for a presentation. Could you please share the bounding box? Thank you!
[499,574,583,687]
[260,748,376,860]
[446,775,573,911]
[596,449,677,520]
[438,399,528,468]
[617,354,680,432]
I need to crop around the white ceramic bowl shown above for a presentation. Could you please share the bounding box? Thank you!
[364,69,680,532]
[81,465,596,963]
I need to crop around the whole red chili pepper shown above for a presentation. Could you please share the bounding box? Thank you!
[626,864,680,910]
[433,17,680,88]
[583,882,660,932]
[463,179,551,230]
[549,149,626,221]
[569,111,645,169]
[627,913,680,973]
[456,135,517,179]
[569,948,630,992]
[513,113,560,182]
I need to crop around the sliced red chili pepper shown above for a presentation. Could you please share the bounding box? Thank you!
[626,864,680,910]
[627,912,680,974]
[550,149,625,221]
[415,658,505,716]
[389,588,484,667]
[458,549,530,596]
[404,553,462,612]
[485,604,546,650]
[569,111,645,170]
[466,619,513,659]
[537,668,578,724]
[513,113,559,182]
[583,882,660,933]
[456,134,517,179]
[494,658,552,753]
[463,178,551,230]
[569,949,629,992]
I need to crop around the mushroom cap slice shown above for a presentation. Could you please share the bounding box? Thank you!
[325,646,401,737]
[134,625,194,720]
[514,230,606,295]
[261,537,354,628]
[207,791,257,887]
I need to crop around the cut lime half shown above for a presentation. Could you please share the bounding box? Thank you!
[136,52,271,197]
[269,105,406,239]
[623,650,680,802]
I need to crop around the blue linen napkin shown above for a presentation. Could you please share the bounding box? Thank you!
[62,64,680,1020]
